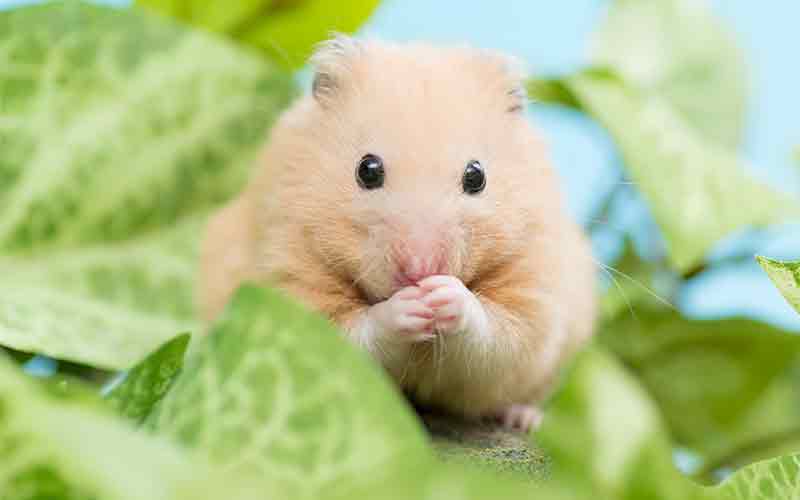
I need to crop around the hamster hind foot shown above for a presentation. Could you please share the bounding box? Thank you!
[490,404,543,433]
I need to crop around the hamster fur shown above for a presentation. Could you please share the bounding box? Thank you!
[199,36,596,431]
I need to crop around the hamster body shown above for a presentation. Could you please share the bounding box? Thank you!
[199,36,596,431]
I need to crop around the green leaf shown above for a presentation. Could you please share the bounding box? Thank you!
[600,309,800,470]
[536,348,714,500]
[0,355,259,500]
[148,285,435,498]
[757,256,800,314]
[137,0,382,69]
[552,71,800,271]
[106,333,190,424]
[694,366,800,483]
[717,453,800,499]
[0,3,295,369]
[528,0,800,272]
[592,0,748,149]
[35,372,111,411]
[324,460,549,500]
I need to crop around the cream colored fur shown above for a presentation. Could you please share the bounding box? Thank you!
[199,36,596,421]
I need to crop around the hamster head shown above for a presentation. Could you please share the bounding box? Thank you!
[266,36,556,303]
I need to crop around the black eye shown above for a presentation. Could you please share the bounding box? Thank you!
[462,160,486,194]
[356,154,385,190]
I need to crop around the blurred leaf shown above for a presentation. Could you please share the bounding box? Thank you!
[695,366,800,484]
[148,285,435,498]
[35,372,110,410]
[717,453,800,499]
[0,219,201,369]
[601,309,800,470]
[137,0,382,69]
[534,71,800,271]
[757,256,800,314]
[144,286,559,500]
[106,333,190,424]
[323,459,548,500]
[536,348,714,500]
[528,0,799,272]
[0,3,295,369]
[593,0,748,149]
[0,355,260,500]
[1,346,35,364]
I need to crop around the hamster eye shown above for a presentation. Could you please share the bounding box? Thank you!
[462,160,486,195]
[356,154,385,190]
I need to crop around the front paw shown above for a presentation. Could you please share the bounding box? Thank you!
[418,275,485,336]
[369,286,436,343]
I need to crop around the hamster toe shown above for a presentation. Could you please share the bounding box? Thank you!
[494,404,543,433]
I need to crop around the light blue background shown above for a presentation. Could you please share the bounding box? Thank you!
[2,0,799,329]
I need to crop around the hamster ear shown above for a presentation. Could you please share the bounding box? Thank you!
[499,54,529,114]
[506,80,528,114]
[477,51,529,114]
[311,34,363,105]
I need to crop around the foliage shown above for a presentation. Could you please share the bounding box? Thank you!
[591,0,748,150]
[600,309,800,479]
[0,1,294,369]
[0,0,799,499]
[106,333,190,424]
[556,70,798,272]
[529,0,800,272]
[0,353,259,500]
[758,256,800,314]
[136,0,381,69]
[147,285,434,498]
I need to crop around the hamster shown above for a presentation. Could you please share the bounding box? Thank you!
[199,35,596,432]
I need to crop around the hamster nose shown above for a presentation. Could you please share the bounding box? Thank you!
[391,239,448,285]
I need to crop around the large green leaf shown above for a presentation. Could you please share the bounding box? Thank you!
[137,0,382,69]
[592,0,747,149]
[600,309,800,471]
[757,256,800,314]
[536,348,714,500]
[148,285,435,498]
[529,0,799,272]
[0,355,260,500]
[694,365,800,483]
[0,3,295,369]
[106,333,190,424]
[532,71,800,271]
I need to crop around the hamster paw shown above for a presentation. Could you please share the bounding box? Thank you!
[369,286,436,342]
[418,275,485,336]
[492,404,543,433]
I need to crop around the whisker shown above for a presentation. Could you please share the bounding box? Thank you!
[594,259,637,321]
[594,257,676,313]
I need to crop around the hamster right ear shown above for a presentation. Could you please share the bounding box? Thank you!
[311,34,363,105]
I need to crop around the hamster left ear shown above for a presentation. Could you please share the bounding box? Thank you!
[310,34,363,106]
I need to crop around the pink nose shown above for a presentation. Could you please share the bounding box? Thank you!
[392,239,448,285]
